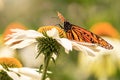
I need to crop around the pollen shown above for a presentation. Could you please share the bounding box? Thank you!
[38,26,66,38]
[0,57,22,68]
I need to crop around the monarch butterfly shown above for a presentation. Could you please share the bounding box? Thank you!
[57,12,113,50]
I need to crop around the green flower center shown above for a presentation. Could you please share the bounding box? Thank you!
[36,36,61,58]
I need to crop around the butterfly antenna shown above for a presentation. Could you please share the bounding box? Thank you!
[51,16,58,19]
[54,24,64,29]
[57,12,66,23]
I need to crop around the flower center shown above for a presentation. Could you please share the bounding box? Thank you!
[36,36,61,58]
[0,57,22,68]
[37,26,66,38]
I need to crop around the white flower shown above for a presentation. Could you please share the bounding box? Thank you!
[0,65,50,80]
[5,28,72,52]
[5,28,100,56]
[5,29,43,49]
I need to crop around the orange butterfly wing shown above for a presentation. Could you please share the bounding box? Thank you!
[67,25,113,49]
[57,12,113,50]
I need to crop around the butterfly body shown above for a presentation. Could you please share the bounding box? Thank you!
[57,12,113,50]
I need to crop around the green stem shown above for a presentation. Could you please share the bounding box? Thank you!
[41,55,51,80]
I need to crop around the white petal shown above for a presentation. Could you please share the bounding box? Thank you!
[7,71,31,80]
[5,29,43,41]
[47,28,59,38]
[9,67,51,80]
[25,30,43,38]
[76,41,100,52]
[71,41,98,56]
[10,39,36,49]
[9,29,28,39]
[5,38,23,45]
[12,29,43,39]
[18,68,41,78]
[9,68,43,80]
[5,29,43,49]
[81,46,96,56]
[56,38,72,53]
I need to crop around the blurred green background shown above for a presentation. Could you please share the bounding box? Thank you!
[0,0,120,80]
[0,0,120,33]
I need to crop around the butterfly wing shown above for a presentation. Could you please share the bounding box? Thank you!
[57,12,113,50]
[66,25,113,50]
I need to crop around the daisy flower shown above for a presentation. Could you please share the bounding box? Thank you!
[5,26,99,56]
[0,65,50,80]
[4,26,101,80]
[0,57,50,80]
